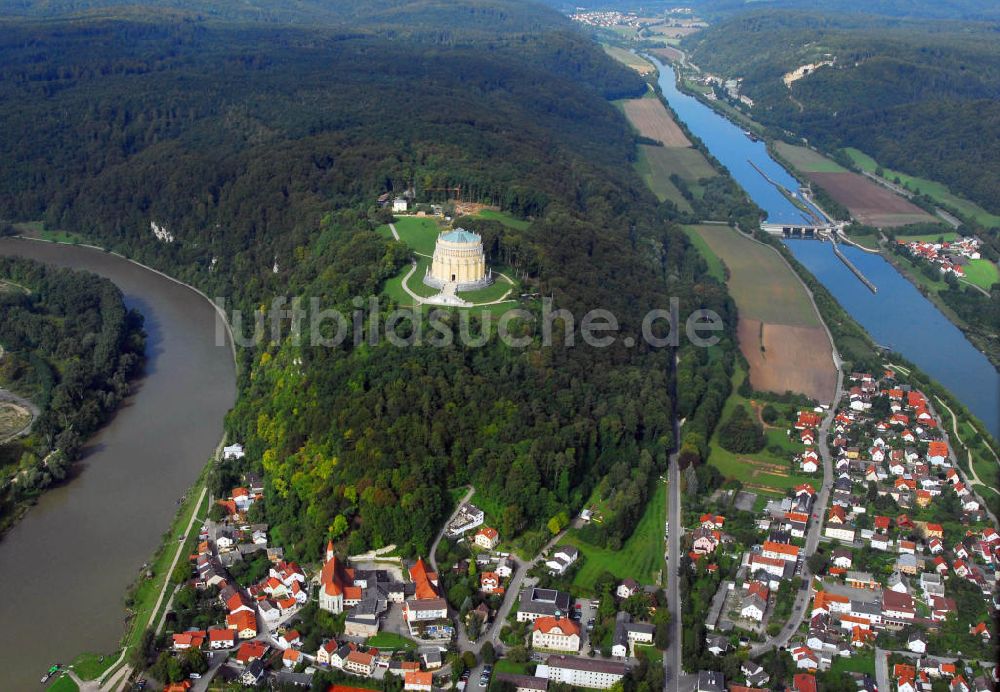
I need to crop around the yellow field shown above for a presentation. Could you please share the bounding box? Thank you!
[621,98,691,147]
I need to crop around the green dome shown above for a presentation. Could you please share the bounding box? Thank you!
[440,228,480,243]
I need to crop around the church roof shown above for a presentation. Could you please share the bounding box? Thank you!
[440,229,480,243]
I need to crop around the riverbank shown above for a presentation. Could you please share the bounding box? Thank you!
[10,233,240,689]
[0,237,237,689]
[879,242,1000,369]
[101,477,212,687]
[19,233,240,687]
[764,142,998,368]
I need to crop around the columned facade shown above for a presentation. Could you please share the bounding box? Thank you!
[424,228,494,291]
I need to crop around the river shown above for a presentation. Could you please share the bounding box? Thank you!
[650,56,1000,437]
[0,238,236,689]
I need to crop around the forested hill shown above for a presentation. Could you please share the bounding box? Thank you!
[0,0,560,29]
[0,2,737,559]
[684,11,1000,218]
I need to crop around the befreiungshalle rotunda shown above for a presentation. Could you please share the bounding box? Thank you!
[423,228,494,291]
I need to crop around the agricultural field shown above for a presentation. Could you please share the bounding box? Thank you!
[621,98,691,147]
[634,147,692,211]
[563,480,666,591]
[774,141,847,173]
[894,231,959,243]
[776,143,934,227]
[602,46,655,75]
[707,365,818,497]
[680,226,725,281]
[650,46,683,63]
[844,148,1000,228]
[646,25,700,38]
[962,259,999,290]
[656,146,716,181]
[810,171,935,227]
[691,225,837,403]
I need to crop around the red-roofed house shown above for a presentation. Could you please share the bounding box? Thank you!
[405,671,434,692]
[793,674,817,692]
[474,527,500,550]
[927,441,949,465]
[235,640,268,665]
[532,616,581,652]
[796,412,822,430]
[208,628,236,649]
[480,571,503,594]
[226,610,258,639]
[172,631,206,650]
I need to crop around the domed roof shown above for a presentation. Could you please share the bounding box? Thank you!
[440,228,480,243]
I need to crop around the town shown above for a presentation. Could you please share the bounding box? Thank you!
[900,238,982,280]
[146,448,666,692]
[673,369,998,692]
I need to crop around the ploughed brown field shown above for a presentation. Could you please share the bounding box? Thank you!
[809,171,936,227]
[738,320,838,404]
[695,225,837,404]
[647,25,700,37]
[650,46,684,63]
[621,98,691,147]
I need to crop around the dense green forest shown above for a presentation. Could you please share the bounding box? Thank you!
[0,2,738,561]
[684,11,1000,219]
[0,257,145,533]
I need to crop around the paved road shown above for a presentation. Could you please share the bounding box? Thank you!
[875,646,890,692]
[456,530,565,654]
[429,486,474,575]
[751,367,844,656]
[665,416,683,692]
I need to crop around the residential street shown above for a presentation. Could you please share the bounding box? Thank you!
[751,367,844,656]
[664,415,690,692]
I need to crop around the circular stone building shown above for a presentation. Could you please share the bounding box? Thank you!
[423,228,494,291]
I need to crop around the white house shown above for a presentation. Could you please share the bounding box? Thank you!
[392,197,408,213]
[475,527,500,550]
[546,546,580,575]
[541,655,627,689]
[617,579,640,600]
[740,594,766,622]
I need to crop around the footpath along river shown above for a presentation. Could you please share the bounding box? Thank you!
[0,238,236,689]
[650,56,999,437]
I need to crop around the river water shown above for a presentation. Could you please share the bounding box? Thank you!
[0,239,236,689]
[650,56,1000,437]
